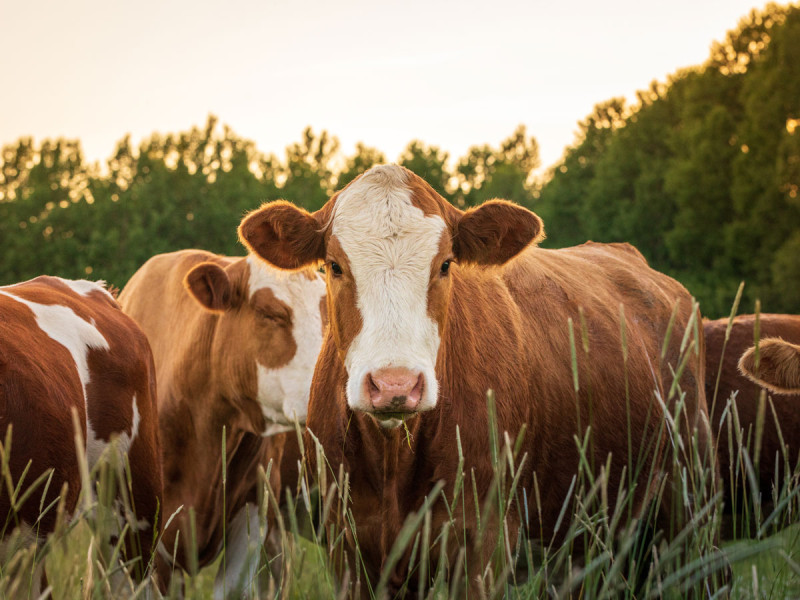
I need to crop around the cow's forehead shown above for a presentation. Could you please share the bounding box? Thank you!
[246,256,325,307]
[331,165,445,245]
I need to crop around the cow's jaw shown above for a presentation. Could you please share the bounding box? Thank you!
[332,167,444,427]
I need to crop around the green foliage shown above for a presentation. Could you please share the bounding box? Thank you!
[536,3,800,317]
[3,3,799,310]
[0,119,539,289]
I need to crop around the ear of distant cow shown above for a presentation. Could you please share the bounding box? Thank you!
[739,337,800,394]
[239,164,712,594]
[119,249,326,595]
[0,276,162,591]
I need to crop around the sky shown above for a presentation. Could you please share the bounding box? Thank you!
[1,0,769,174]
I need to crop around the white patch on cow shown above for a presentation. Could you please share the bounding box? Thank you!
[331,164,443,415]
[213,503,265,600]
[112,396,141,457]
[0,289,110,467]
[247,256,326,431]
[112,497,151,534]
[57,278,115,300]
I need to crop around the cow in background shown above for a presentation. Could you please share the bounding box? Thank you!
[705,314,800,520]
[119,249,326,597]
[239,164,714,596]
[0,276,162,595]
[740,337,800,394]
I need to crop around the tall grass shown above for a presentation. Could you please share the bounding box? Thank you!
[2,301,800,598]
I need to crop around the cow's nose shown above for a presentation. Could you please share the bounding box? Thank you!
[367,368,424,412]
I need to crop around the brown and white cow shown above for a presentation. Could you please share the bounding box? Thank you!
[0,276,162,594]
[238,164,713,594]
[705,314,800,513]
[119,249,326,597]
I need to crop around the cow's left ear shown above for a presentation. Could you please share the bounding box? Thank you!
[452,200,545,265]
[239,200,326,270]
[184,262,232,312]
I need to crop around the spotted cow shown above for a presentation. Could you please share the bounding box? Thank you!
[119,249,326,597]
[238,164,713,595]
[0,276,162,594]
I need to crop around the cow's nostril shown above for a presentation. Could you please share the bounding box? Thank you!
[368,375,381,398]
[366,367,424,412]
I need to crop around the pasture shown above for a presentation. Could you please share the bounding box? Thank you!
[2,292,800,599]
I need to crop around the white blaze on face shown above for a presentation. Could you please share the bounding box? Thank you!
[332,165,445,413]
[0,287,111,467]
[247,256,326,432]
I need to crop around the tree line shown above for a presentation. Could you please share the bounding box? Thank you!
[535,2,800,317]
[0,121,539,291]
[1,3,798,317]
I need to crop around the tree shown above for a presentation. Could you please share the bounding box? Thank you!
[456,125,540,209]
[398,141,453,202]
[337,143,386,189]
[282,127,340,211]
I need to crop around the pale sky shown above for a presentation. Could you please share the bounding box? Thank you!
[1,0,768,174]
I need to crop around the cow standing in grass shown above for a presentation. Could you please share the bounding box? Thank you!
[0,277,163,596]
[239,164,716,596]
[705,314,800,523]
[119,250,326,597]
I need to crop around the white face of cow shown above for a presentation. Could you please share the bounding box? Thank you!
[246,256,327,429]
[238,163,544,430]
[330,168,446,424]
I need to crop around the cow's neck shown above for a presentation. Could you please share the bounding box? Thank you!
[349,409,425,556]
[159,327,264,552]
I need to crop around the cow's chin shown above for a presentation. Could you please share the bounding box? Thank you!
[369,410,423,430]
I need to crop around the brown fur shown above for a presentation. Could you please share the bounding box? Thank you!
[241,166,712,596]
[739,338,800,395]
[705,314,800,510]
[118,250,314,579]
[0,276,162,583]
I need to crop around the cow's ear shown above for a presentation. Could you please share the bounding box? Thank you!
[453,200,545,265]
[239,200,326,270]
[738,338,800,394]
[184,262,232,312]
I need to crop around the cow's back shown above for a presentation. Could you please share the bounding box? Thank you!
[502,242,707,526]
[504,241,703,422]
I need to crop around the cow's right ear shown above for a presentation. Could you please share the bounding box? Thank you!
[238,200,326,270]
[738,338,800,394]
[184,262,232,312]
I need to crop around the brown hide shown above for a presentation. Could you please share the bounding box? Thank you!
[306,241,709,591]
[0,276,162,580]
[118,250,319,576]
[705,314,800,508]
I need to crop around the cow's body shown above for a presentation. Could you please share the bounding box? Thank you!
[0,276,162,592]
[119,249,325,597]
[705,314,800,510]
[238,164,712,594]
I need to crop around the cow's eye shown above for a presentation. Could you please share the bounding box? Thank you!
[440,260,451,276]
[257,310,289,325]
[330,261,343,277]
